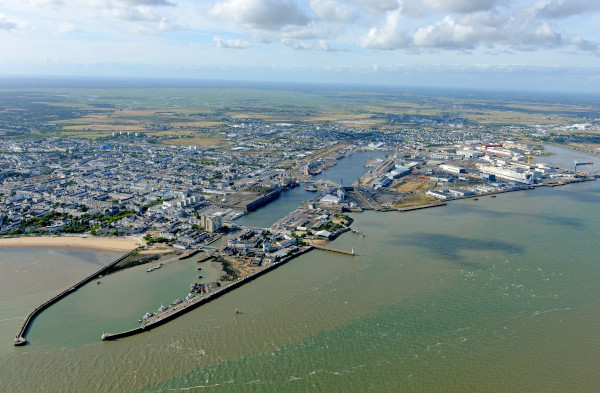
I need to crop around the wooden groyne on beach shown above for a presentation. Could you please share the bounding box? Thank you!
[13,248,139,346]
[101,246,314,342]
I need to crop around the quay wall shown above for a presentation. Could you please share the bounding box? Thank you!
[14,247,139,345]
[246,188,282,212]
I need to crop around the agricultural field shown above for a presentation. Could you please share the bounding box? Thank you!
[0,79,599,148]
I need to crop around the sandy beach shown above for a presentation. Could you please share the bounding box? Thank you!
[0,235,143,252]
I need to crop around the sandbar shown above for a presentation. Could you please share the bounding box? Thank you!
[0,235,143,252]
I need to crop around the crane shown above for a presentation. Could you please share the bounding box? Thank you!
[574,161,593,177]
[526,154,535,165]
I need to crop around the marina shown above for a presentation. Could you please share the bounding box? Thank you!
[13,248,139,346]
[101,246,314,341]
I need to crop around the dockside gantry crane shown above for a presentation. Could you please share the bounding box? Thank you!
[574,161,593,177]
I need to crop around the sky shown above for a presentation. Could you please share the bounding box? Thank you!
[1,0,600,92]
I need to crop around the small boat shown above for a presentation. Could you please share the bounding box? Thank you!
[173,298,182,305]
[157,304,167,313]
[139,312,153,322]
[304,185,318,192]
[154,263,162,269]
[147,267,154,272]
[185,293,195,300]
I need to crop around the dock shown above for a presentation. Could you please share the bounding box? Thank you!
[313,245,355,256]
[13,248,140,346]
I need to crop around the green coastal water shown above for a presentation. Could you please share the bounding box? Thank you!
[1,157,600,392]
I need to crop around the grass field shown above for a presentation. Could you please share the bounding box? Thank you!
[394,193,437,208]
[2,84,600,142]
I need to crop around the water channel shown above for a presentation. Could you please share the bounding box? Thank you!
[236,150,387,228]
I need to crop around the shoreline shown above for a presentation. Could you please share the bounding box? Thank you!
[0,235,143,252]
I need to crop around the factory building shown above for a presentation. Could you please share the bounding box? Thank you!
[440,164,466,175]
[477,165,542,185]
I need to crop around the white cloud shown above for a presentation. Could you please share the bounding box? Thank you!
[413,16,477,48]
[351,0,399,13]
[209,0,309,30]
[55,22,78,34]
[530,0,600,19]
[570,35,598,52]
[118,0,175,6]
[356,5,600,54]
[0,13,20,31]
[310,0,358,23]
[214,36,252,49]
[281,38,344,51]
[535,22,561,44]
[357,8,410,49]
[419,0,505,14]
[108,5,162,22]
[158,17,186,31]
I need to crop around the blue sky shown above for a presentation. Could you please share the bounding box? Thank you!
[1,0,600,92]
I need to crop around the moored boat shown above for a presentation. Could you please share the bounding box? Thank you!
[139,312,153,322]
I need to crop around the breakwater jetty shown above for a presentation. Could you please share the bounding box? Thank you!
[313,245,355,256]
[101,246,314,341]
[13,248,139,346]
